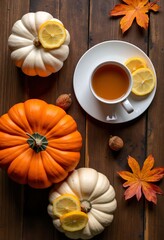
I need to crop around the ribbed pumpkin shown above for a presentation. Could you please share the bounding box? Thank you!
[48,168,117,239]
[8,11,70,77]
[0,99,82,188]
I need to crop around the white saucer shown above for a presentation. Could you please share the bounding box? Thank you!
[73,40,157,123]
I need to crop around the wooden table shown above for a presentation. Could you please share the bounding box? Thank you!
[0,1,164,240]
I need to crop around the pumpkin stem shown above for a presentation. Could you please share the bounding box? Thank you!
[26,132,48,153]
[80,200,92,213]
[33,36,41,47]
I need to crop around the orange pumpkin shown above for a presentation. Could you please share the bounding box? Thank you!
[0,99,82,188]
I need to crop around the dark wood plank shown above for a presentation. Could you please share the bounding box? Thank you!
[146,1,164,239]
[0,1,30,239]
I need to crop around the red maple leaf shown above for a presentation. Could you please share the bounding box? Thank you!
[118,155,164,204]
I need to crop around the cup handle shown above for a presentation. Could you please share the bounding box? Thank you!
[121,99,134,114]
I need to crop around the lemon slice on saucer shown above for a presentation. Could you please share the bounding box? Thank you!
[125,57,147,73]
[131,68,156,96]
[38,20,66,49]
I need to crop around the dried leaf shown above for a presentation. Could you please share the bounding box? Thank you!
[109,0,160,33]
[118,155,164,204]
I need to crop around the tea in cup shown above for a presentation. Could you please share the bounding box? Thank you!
[90,61,134,113]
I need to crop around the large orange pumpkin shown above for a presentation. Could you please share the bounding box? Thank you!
[0,99,82,188]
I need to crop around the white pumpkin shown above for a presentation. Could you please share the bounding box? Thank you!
[48,168,117,239]
[8,11,70,77]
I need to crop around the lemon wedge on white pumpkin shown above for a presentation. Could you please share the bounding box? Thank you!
[38,20,66,49]
[52,194,81,217]
[60,211,88,232]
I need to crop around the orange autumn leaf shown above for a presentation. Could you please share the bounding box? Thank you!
[109,0,160,33]
[118,155,164,204]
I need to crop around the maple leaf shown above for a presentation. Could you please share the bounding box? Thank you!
[118,155,164,204]
[109,0,160,33]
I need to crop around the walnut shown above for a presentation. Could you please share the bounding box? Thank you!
[56,93,72,110]
[109,136,124,151]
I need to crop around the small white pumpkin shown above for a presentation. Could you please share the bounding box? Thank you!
[8,11,70,77]
[48,168,117,239]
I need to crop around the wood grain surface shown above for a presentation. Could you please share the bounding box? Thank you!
[0,1,164,240]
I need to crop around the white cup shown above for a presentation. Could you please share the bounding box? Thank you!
[90,61,134,114]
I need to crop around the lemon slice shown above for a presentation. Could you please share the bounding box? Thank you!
[125,57,147,73]
[60,211,88,232]
[53,194,81,217]
[38,20,66,49]
[132,68,156,96]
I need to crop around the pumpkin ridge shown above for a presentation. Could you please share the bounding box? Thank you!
[49,45,69,61]
[8,35,33,50]
[87,212,104,237]
[0,144,29,168]
[7,148,33,184]
[78,168,99,202]
[8,102,33,133]
[92,200,117,214]
[10,33,33,42]
[0,122,28,138]
[12,20,34,40]
[90,185,115,204]
[21,12,38,37]
[0,114,26,137]
[88,173,110,202]
[0,132,27,148]
[48,131,82,151]
[42,104,66,137]
[91,208,114,226]
[22,50,39,76]
[47,114,77,138]
[49,51,63,62]
[54,184,77,202]
[27,151,51,188]
[10,46,34,68]
[24,99,48,132]
[36,48,52,72]
[34,50,49,76]
[40,51,59,73]
[46,146,80,172]
[41,151,68,183]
